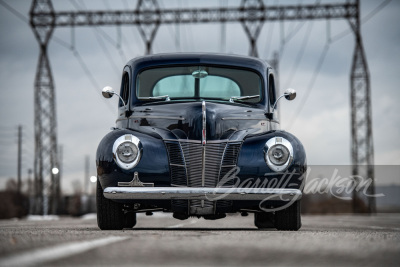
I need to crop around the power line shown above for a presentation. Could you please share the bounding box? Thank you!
[331,0,392,43]
[0,0,29,24]
[262,10,276,59]
[121,0,145,56]
[69,0,121,76]
[362,0,392,23]
[158,0,180,52]
[279,0,320,60]
[53,36,71,50]
[283,21,306,44]
[284,0,304,43]
[49,39,116,113]
[286,0,392,129]
[0,126,18,132]
[287,41,331,130]
[69,0,82,10]
[92,29,121,76]
[283,21,314,89]
[71,49,116,113]
[51,36,117,107]
[95,25,128,64]
[0,1,115,114]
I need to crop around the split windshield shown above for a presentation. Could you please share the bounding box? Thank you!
[136,66,262,103]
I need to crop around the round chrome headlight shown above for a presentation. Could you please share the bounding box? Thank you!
[265,137,293,172]
[116,142,138,163]
[268,144,290,166]
[112,134,141,170]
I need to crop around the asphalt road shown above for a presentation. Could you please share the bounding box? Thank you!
[0,213,399,267]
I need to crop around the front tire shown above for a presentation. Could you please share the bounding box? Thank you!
[254,212,274,229]
[97,180,124,230]
[124,212,137,228]
[274,200,301,231]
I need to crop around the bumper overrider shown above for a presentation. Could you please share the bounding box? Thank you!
[103,186,302,201]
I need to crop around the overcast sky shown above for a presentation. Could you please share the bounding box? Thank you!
[0,0,399,193]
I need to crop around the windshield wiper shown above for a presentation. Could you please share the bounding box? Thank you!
[140,95,170,101]
[229,95,260,103]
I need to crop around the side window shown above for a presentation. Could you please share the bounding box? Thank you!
[119,72,129,107]
[268,74,276,107]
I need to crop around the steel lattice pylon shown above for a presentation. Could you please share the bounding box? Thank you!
[241,0,265,57]
[136,0,160,54]
[348,0,375,213]
[30,0,59,215]
[29,0,375,213]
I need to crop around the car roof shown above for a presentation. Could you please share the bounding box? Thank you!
[126,53,270,74]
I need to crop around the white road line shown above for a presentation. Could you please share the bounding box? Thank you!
[0,236,129,267]
[166,219,198,228]
[363,225,400,231]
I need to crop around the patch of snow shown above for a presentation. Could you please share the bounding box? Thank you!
[26,215,60,221]
[80,213,97,220]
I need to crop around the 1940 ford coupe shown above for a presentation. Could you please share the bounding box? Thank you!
[96,53,306,230]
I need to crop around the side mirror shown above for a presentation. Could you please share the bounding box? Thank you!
[266,88,297,119]
[272,88,296,111]
[284,88,296,101]
[102,86,115,99]
[101,86,128,109]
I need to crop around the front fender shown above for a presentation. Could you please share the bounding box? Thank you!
[235,130,307,190]
[96,129,170,189]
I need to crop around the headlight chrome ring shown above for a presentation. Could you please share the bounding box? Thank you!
[112,134,142,170]
[265,137,293,172]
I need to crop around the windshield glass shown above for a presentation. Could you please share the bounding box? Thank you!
[136,66,262,103]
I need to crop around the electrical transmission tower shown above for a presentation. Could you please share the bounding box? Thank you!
[348,5,375,213]
[30,0,59,215]
[29,0,375,213]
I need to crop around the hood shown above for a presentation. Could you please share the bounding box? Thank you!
[129,101,270,141]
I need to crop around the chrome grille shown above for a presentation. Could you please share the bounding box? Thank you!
[179,142,228,187]
[165,140,241,187]
[165,139,242,214]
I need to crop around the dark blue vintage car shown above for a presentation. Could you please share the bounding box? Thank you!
[96,53,306,230]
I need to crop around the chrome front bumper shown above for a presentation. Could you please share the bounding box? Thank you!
[103,187,302,201]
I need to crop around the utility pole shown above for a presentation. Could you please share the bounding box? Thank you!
[85,155,89,195]
[53,145,62,214]
[28,169,34,214]
[17,125,22,194]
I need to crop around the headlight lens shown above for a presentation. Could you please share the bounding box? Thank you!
[112,134,142,170]
[116,142,138,163]
[265,137,293,172]
[268,144,290,166]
